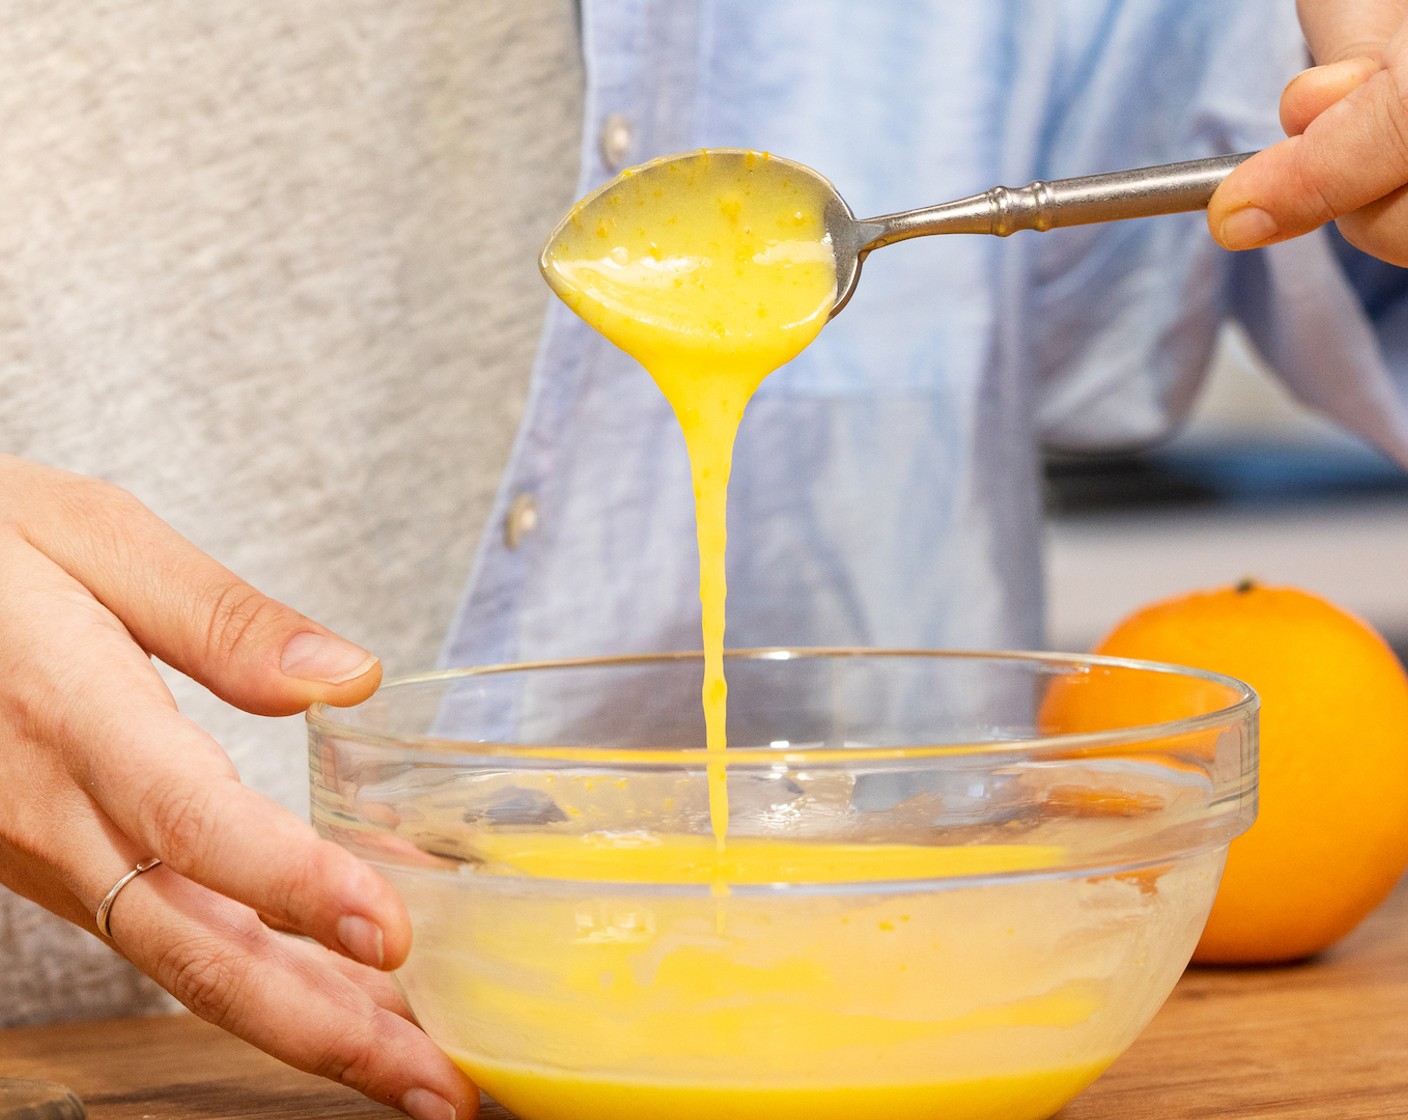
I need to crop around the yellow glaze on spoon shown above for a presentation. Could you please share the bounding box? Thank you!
[541,149,838,845]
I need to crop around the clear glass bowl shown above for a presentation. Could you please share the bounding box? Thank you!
[308,649,1257,1120]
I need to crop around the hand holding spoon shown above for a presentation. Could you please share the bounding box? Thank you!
[542,149,1254,318]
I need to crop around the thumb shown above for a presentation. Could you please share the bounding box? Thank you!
[1208,7,1408,254]
[1208,64,1408,253]
[19,464,380,716]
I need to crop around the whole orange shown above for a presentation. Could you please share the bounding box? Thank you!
[1091,581,1408,964]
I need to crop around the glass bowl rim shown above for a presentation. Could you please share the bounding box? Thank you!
[306,646,1257,766]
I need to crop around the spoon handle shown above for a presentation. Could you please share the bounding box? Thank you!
[860,152,1256,248]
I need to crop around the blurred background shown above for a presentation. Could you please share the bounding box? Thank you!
[1044,325,1408,663]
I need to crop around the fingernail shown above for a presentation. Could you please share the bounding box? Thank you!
[1218,206,1279,249]
[402,1088,456,1120]
[337,914,385,968]
[281,632,378,684]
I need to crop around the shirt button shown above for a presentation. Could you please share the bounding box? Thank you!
[503,493,539,550]
[599,113,633,172]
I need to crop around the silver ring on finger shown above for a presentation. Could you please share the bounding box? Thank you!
[95,857,162,939]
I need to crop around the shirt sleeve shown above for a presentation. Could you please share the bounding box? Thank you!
[1225,230,1408,467]
[1327,225,1408,422]
[1031,0,1408,467]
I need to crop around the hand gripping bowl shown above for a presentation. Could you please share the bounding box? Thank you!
[308,649,1257,1120]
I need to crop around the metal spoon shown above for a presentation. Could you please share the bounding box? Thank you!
[826,150,1254,314]
[544,149,1253,318]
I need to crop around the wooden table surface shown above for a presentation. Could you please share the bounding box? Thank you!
[2,881,1404,1120]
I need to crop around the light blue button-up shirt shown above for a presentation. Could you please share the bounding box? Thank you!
[443,0,1408,668]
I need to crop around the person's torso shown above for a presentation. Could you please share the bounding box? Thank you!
[0,0,583,1026]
